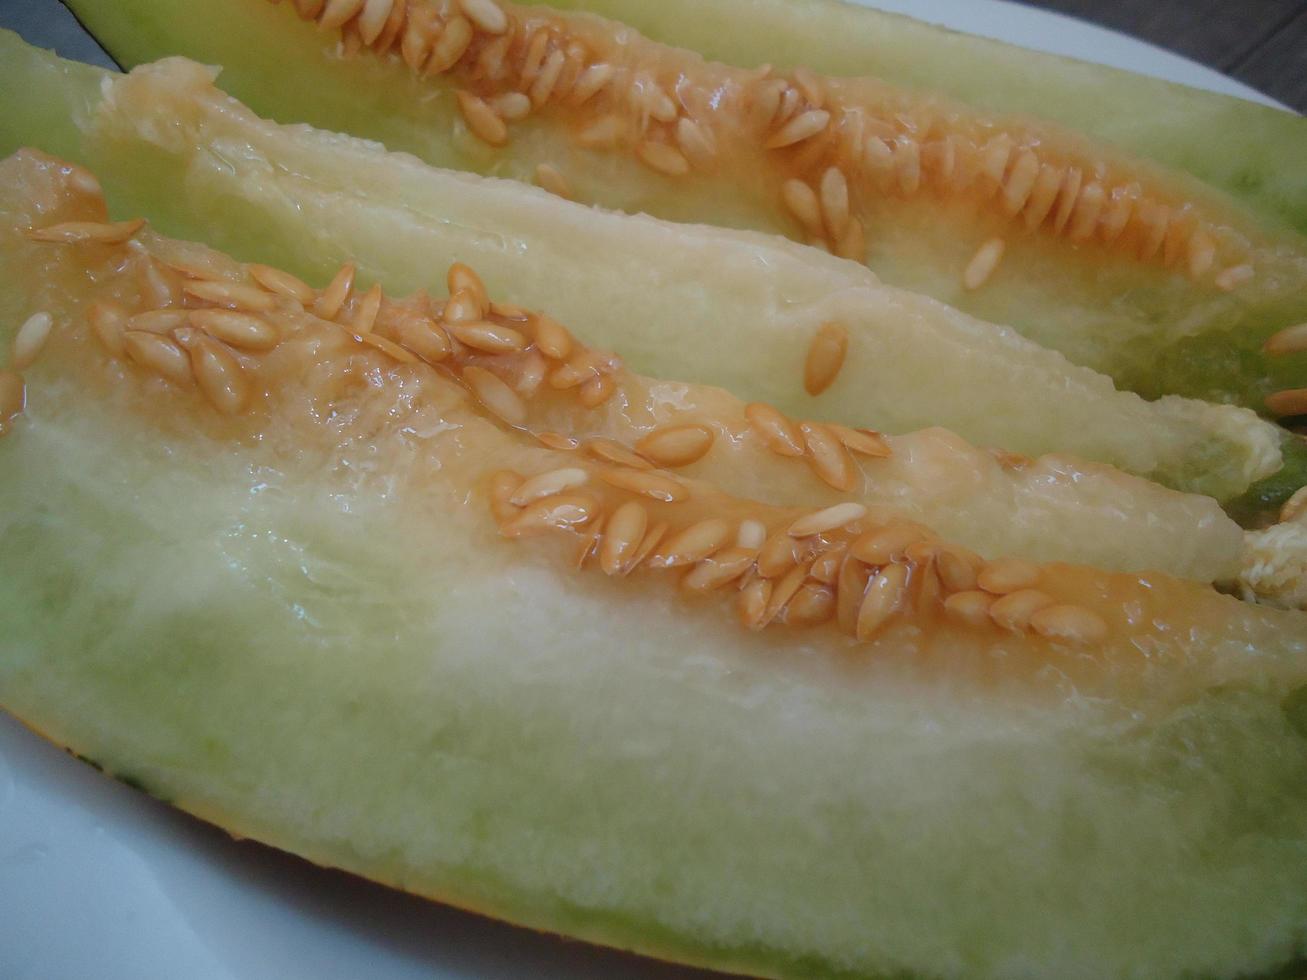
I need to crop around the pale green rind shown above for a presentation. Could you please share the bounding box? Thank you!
[72,54,1283,500]
[528,0,1307,236]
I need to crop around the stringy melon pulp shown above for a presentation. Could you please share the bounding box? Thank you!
[0,39,1284,505]
[3,151,1307,980]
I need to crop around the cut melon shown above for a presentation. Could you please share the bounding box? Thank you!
[528,0,1307,236]
[2,148,1307,980]
[65,0,1307,417]
[0,34,1289,507]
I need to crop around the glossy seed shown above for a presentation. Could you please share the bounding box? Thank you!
[599,466,689,503]
[1051,168,1084,236]
[977,557,1041,594]
[601,500,648,576]
[943,590,994,626]
[893,137,922,196]
[348,283,383,334]
[1001,148,1039,216]
[534,163,572,199]
[529,49,567,106]
[529,314,574,361]
[491,473,525,525]
[568,62,613,104]
[88,301,127,356]
[456,90,509,146]
[936,546,980,593]
[356,0,394,44]
[443,288,485,325]
[675,117,716,168]
[1264,323,1307,356]
[357,332,419,364]
[576,374,613,408]
[189,309,280,351]
[786,582,836,627]
[763,562,811,626]
[535,431,578,451]
[766,109,830,149]
[819,166,850,239]
[450,320,527,353]
[742,404,803,459]
[127,310,189,335]
[576,114,627,149]
[313,264,356,320]
[829,424,891,458]
[788,502,867,538]
[989,588,1054,632]
[809,543,847,585]
[427,15,473,74]
[963,237,1006,290]
[682,546,758,593]
[636,140,691,177]
[738,578,774,630]
[855,563,908,641]
[781,179,823,235]
[463,365,528,424]
[1029,604,1109,645]
[248,264,315,305]
[1266,388,1307,418]
[835,554,872,635]
[635,423,715,468]
[502,492,598,536]
[175,329,250,415]
[395,314,452,363]
[736,519,767,550]
[11,312,53,371]
[572,513,607,570]
[457,0,507,33]
[318,0,364,30]
[1022,164,1063,229]
[757,529,801,579]
[584,438,652,470]
[492,92,532,122]
[656,518,732,567]
[123,330,192,385]
[26,217,145,245]
[800,421,858,492]
[184,279,278,312]
[849,523,924,566]
[803,322,849,396]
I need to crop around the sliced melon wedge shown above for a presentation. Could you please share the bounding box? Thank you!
[0,34,1287,506]
[65,0,1307,416]
[2,148,1307,980]
[528,0,1307,235]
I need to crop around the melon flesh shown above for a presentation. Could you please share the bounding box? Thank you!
[2,151,1307,980]
[0,36,1284,505]
[62,0,1307,414]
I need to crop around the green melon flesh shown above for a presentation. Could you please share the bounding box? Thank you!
[3,149,1307,980]
[0,34,1288,506]
[62,0,1307,416]
[529,0,1307,237]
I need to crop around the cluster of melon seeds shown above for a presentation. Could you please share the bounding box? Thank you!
[269,0,1271,296]
[487,473,1114,647]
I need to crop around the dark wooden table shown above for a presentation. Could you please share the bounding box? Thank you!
[2,0,1305,111]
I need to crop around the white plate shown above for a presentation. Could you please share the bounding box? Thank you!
[0,4,1277,979]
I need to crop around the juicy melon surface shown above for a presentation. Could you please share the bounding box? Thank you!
[0,37,1285,505]
[63,0,1307,416]
[2,150,1307,980]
